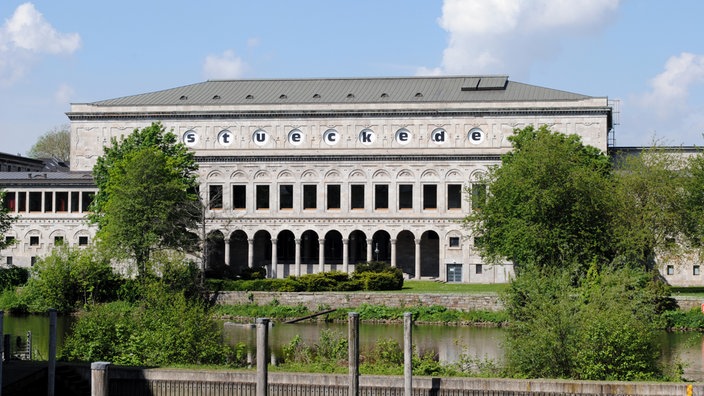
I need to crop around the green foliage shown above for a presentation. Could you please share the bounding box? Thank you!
[208,269,401,292]
[0,265,28,290]
[502,264,677,381]
[90,122,200,274]
[27,125,71,162]
[662,307,704,330]
[214,300,310,319]
[465,125,616,272]
[62,281,236,366]
[21,246,120,313]
[0,190,16,251]
[280,329,347,372]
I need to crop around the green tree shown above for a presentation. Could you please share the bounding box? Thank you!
[680,150,704,252]
[0,190,16,251]
[27,124,71,162]
[90,122,200,276]
[464,125,616,273]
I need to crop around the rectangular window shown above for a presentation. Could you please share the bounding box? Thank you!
[256,185,270,210]
[327,185,340,209]
[5,236,15,244]
[56,191,68,212]
[694,265,701,276]
[375,184,388,210]
[78,236,89,246]
[209,185,223,209]
[17,192,26,212]
[666,265,674,275]
[31,256,37,266]
[279,184,293,209]
[29,236,39,246]
[476,264,483,274]
[54,236,64,246]
[70,191,80,212]
[446,263,462,283]
[399,184,413,209]
[81,192,95,212]
[44,191,53,212]
[303,185,317,209]
[6,257,12,266]
[29,191,42,212]
[351,185,365,209]
[471,184,487,210]
[423,184,437,209]
[447,184,462,209]
[449,236,461,247]
[232,185,246,209]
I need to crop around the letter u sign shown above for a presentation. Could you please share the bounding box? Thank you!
[253,129,269,146]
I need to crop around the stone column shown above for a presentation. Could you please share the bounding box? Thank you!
[342,239,350,274]
[248,239,254,268]
[414,238,421,279]
[390,239,397,268]
[91,362,110,396]
[366,240,372,263]
[224,238,230,267]
[318,239,325,273]
[270,239,278,279]
[295,238,302,276]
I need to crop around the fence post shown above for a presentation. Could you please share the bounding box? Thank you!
[48,309,57,396]
[348,312,359,396]
[26,331,32,360]
[91,362,110,396]
[256,318,270,396]
[0,310,3,396]
[404,312,413,396]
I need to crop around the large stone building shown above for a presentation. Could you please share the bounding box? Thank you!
[2,76,615,282]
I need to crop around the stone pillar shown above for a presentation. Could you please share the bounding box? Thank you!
[414,238,421,279]
[439,240,446,282]
[342,239,350,274]
[248,239,254,268]
[366,240,372,263]
[48,308,57,396]
[318,239,325,273]
[348,312,359,396]
[295,238,302,276]
[224,238,231,267]
[256,318,270,396]
[270,239,278,279]
[390,239,397,268]
[404,312,413,396]
[91,362,110,396]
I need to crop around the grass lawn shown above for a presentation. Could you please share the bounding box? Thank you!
[394,280,507,294]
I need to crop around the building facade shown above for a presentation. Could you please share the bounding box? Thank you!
[2,76,616,282]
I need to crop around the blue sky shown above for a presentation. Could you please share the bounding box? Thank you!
[1,0,704,156]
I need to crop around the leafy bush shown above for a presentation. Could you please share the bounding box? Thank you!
[353,261,403,290]
[21,246,121,313]
[0,266,29,290]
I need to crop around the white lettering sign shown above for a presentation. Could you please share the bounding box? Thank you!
[183,130,198,147]
[395,128,411,145]
[323,129,339,146]
[217,130,233,146]
[359,128,376,145]
[468,127,485,145]
[253,129,269,146]
[288,129,304,146]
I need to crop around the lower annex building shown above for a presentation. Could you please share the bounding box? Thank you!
[0,75,629,283]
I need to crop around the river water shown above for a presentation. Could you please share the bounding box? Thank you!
[4,315,704,381]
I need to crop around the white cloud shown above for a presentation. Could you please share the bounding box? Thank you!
[203,50,248,80]
[419,0,619,77]
[638,53,704,118]
[0,3,81,85]
[54,83,74,104]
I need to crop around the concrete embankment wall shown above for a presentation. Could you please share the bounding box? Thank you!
[213,291,704,313]
[100,366,700,396]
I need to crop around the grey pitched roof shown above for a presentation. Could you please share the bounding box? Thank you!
[85,76,594,107]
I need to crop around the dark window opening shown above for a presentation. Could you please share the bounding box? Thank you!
[280,184,293,209]
[399,184,413,209]
[423,185,437,209]
[327,185,340,209]
[233,185,246,209]
[375,185,388,209]
[303,185,317,209]
[209,185,223,209]
[351,185,365,209]
[472,184,487,210]
[256,185,270,209]
[447,184,462,209]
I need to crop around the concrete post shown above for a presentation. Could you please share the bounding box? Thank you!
[256,318,270,396]
[318,239,325,273]
[295,238,302,276]
[91,362,110,396]
[414,238,421,279]
[0,310,3,396]
[404,312,413,396]
[348,312,359,396]
[342,238,349,273]
[48,308,57,396]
